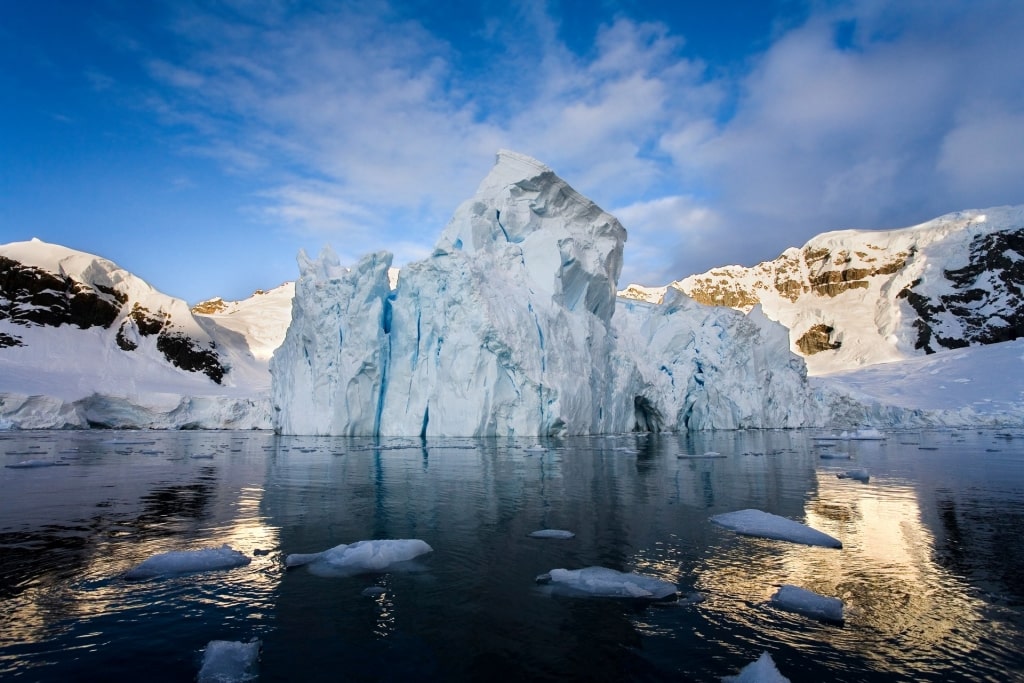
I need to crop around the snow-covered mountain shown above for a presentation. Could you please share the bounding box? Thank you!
[0,239,289,428]
[271,151,814,436]
[622,206,1024,375]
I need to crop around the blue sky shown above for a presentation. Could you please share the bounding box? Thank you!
[2,1,1023,304]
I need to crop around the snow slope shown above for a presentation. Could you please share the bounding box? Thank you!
[622,207,1024,375]
[0,239,286,429]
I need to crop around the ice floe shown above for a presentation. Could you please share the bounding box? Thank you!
[677,451,727,459]
[284,539,433,576]
[837,469,870,482]
[125,544,250,580]
[535,566,677,600]
[710,509,842,548]
[198,639,260,683]
[5,459,70,468]
[770,584,844,622]
[722,651,790,683]
[528,529,575,539]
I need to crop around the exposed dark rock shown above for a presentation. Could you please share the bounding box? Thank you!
[0,256,123,329]
[898,228,1024,353]
[191,297,226,315]
[0,332,23,348]
[156,333,224,384]
[796,324,842,355]
[685,281,761,309]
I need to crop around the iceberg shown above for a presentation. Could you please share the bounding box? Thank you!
[125,544,250,579]
[722,651,790,683]
[535,566,677,600]
[710,509,842,548]
[271,151,815,436]
[770,584,844,622]
[198,639,260,683]
[284,539,433,576]
[528,529,575,539]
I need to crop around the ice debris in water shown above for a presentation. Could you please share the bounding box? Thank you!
[285,539,433,576]
[721,651,790,683]
[770,584,844,622]
[528,529,575,539]
[535,566,677,600]
[837,469,870,482]
[711,509,842,548]
[125,544,250,579]
[198,639,260,683]
[5,459,69,468]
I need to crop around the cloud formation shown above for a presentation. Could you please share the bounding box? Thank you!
[120,0,1024,285]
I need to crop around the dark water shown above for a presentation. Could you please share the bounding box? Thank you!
[1,429,1022,682]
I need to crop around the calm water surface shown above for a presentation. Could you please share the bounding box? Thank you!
[1,429,1022,682]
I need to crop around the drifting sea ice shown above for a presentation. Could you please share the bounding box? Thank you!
[711,509,842,548]
[721,651,790,683]
[837,469,870,482]
[197,639,260,683]
[284,539,433,577]
[125,544,250,580]
[535,566,677,600]
[5,459,69,468]
[770,584,844,622]
[528,529,575,539]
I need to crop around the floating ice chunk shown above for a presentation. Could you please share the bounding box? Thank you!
[678,451,726,459]
[528,529,575,539]
[198,639,260,683]
[770,584,844,622]
[5,459,69,468]
[285,539,433,576]
[837,469,870,482]
[722,651,790,683]
[361,586,387,597]
[535,566,677,600]
[125,544,251,579]
[524,445,547,454]
[711,509,842,549]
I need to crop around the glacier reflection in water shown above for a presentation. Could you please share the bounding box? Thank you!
[0,429,1022,681]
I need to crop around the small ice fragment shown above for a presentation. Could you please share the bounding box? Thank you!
[818,451,851,460]
[125,544,250,579]
[536,566,677,600]
[711,509,841,548]
[524,445,547,453]
[837,469,870,482]
[5,460,69,468]
[285,539,433,576]
[722,651,790,683]
[770,584,844,622]
[198,639,260,683]
[528,529,575,539]
[678,451,726,459]
[362,586,387,597]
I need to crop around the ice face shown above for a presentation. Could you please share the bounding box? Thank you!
[284,539,433,576]
[770,584,844,623]
[535,566,677,600]
[124,544,251,580]
[271,151,816,436]
[721,651,790,683]
[710,509,842,549]
[198,639,260,683]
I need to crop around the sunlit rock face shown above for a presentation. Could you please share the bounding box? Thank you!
[271,150,814,436]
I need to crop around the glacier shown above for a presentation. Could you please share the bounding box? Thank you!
[271,151,815,436]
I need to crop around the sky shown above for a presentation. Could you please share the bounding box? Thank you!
[2,0,1023,304]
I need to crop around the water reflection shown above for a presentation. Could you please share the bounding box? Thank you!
[1,429,1022,681]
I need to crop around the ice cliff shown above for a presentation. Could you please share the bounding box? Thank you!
[271,151,814,436]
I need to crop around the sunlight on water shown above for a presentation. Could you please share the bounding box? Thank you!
[1,428,1022,681]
